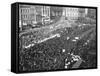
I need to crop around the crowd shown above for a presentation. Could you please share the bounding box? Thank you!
[19,23,96,72]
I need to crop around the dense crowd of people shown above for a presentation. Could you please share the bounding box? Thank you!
[19,24,96,72]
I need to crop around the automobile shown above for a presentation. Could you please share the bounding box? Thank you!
[42,17,51,25]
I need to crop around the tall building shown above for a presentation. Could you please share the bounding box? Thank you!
[63,7,79,20]
[41,6,51,25]
[19,5,51,30]
[50,6,63,23]
[19,5,36,29]
[87,9,96,19]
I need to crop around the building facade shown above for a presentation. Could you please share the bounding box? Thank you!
[41,6,51,25]
[19,5,51,31]
[19,5,36,30]
[63,7,79,20]
[62,7,89,21]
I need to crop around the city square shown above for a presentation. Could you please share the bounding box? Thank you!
[18,5,96,72]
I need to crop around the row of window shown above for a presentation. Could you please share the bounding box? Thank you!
[20,8,33,14]
[65,12,79,17]
[21,14,35,20]
[51,11,62,16]
[65,8,79,12]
